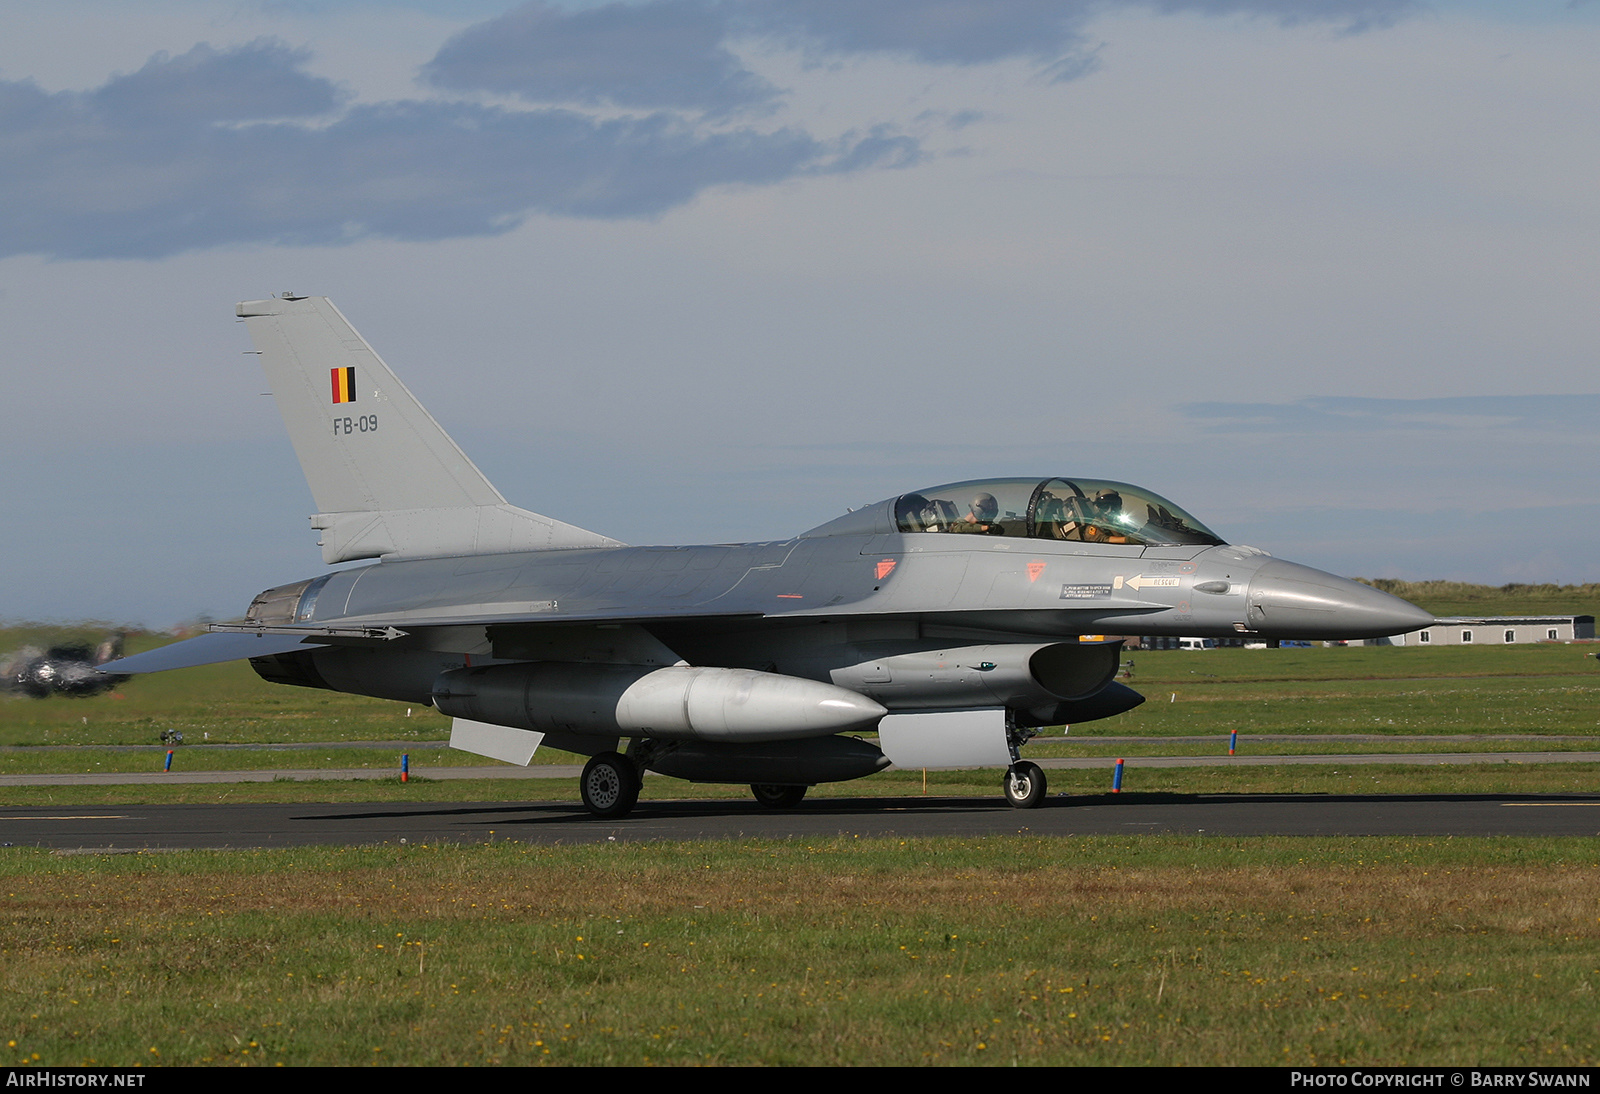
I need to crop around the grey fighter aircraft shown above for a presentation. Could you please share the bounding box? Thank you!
[104,295,1434,817]
[4,636,127,698]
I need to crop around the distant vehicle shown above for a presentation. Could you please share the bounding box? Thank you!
[103,295,1433,816]
[1177,638,1216,651]
[4,636,128,698]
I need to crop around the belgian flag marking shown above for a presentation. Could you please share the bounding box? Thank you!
[331,366,356,404]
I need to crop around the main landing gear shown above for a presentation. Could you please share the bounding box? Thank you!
[579,752,642,819]
[750,784,808,809]
[578,752,812,817]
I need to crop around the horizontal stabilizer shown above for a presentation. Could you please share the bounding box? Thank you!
[97,632,319,675]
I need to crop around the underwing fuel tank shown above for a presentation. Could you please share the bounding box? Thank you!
[432,663,887,743]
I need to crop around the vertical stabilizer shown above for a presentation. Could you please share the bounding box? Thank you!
[238,295,622,564]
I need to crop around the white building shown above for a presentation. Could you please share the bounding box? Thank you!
[1354,615,1595,647]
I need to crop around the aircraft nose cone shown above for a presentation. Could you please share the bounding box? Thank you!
[1246,560,1434,639]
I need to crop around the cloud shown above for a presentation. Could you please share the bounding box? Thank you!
[85,40,345,126]
[1182,394,1600,436]
[0,39,913,260]
[738,0,1100,66]
[735,0,1418,65]
[0,1,1424,261]
[1143,1,1422,36]
[421,1,1419,110]
[423,1,782,115]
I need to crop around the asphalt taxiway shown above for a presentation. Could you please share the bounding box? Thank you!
[5,791,1599,851]
[6,736,1597,849]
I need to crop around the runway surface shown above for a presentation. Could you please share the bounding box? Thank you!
[6,745,1600,786]
[5,791,1600,850]
[10,753,1600,786]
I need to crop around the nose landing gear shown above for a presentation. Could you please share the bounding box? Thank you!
[1003,713,1047,808]
[1003,760,1047,808]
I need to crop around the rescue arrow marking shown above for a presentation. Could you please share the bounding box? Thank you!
[1113,574,1182,592]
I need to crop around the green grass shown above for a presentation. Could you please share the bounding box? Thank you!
[1354,579,1600,621]
[0,746,466,777]
[1088,644,1600,739]
[0,660,434,749]
[5,643,1597,755]
[3,644,1598,792]
[3,837,1597,1066]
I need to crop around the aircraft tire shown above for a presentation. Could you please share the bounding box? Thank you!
[580,752,641,819]
[750,784,807,809]
[1003,761,1047,809]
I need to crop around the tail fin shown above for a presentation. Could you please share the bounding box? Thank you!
[237,294,621,564]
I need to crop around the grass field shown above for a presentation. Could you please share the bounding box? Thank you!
[3,619,1599,1067]
[1355,579,1600,622]
[4,837,1597,1067]
[5,641,1597,754]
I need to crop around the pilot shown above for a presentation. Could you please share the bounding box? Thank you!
[950,492,1004,535]
[1082,489,1128,543]
[894,493,934,532]
[1091,489,1122,516]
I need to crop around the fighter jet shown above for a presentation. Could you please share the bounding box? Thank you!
[104,295,1434,816]
[5,636,128,698]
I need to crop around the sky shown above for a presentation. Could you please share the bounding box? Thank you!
[1,0,1596,629]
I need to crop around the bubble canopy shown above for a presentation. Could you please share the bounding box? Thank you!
[882,477,1225,546]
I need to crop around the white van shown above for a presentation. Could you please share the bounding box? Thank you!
[1177,637,1216,651]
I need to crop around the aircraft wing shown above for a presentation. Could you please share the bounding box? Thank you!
[102,608,772,674]
[96,632,329,674]
[222,605,770,632]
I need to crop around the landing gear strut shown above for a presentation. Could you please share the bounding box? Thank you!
[580,751,642,818]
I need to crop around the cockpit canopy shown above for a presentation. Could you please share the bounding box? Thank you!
[891,478,1224,547]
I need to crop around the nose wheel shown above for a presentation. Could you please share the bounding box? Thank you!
[1003,761,1047,809]
[580,752,642,818]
